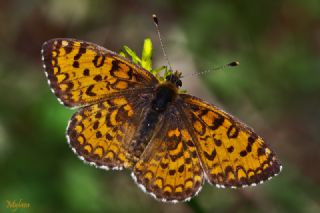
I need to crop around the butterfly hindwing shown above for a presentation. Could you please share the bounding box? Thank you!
[132,106,204,202]
[178,94,282,188]
[41,38,158,107]
[67,94,153,170]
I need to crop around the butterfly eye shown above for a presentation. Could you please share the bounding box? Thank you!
[176,79,182,87]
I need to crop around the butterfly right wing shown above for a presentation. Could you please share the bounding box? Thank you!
[41,38,158,107]
[67,93,152,170]
[178,94,282,188]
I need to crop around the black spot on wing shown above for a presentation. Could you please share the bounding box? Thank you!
[72,61,79,68]
[227,125,239,138]
[74,42,87,60]
[83,68,90,76]
[86,85,96,96]
[92,55,105,68]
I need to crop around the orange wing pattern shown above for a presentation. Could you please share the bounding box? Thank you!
[132,107,204,202]
[67,94,152,170]
[41,38,158,107]
[178,94,282,188]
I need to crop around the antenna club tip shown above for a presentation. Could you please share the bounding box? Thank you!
[152,14,159,25]
[228,61,240,66]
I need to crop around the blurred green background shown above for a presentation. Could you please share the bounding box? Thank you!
[0,0,319,212]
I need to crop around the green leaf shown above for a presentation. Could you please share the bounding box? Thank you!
[123,46,141,64]
[141,38,153,71]
[119,51,126,57]
[151,65,166,77]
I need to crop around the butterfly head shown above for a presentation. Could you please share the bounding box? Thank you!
[165,71,182,88]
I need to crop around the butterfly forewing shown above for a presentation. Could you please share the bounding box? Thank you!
[41,38,158,107]
[178,94,282,188]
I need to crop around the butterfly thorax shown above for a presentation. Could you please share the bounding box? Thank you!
[151,71,182,111]
[152,82,178,112]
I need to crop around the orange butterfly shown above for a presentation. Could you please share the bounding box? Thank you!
[41,37,281,203]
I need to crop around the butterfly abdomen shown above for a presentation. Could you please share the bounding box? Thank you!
[129,82,178,158]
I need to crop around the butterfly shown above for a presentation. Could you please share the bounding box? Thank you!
[41,38,282,203]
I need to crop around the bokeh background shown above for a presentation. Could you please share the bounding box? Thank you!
[0,0,319,212]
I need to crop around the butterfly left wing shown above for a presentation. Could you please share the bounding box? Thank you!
[132,107,204,202]
[178,94,282,188]
[41,38,158,107]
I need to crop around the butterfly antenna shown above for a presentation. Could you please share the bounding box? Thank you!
[182,61,240,78]
[152,14,173,72]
